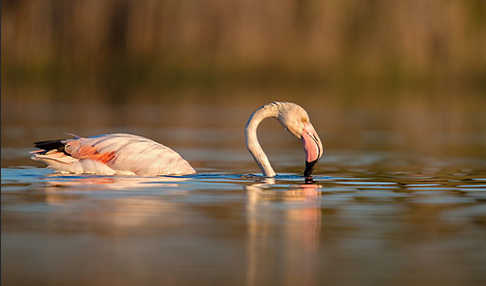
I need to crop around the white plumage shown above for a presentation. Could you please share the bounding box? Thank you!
[32,102,323,177]
[31,133,195,176]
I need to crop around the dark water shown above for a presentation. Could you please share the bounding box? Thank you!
[2,91,486,285]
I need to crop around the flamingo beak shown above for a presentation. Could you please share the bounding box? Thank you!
[301,124,323,178]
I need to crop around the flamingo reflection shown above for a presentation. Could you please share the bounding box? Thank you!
[39,175,190,228]
[42,174,187,191]
[245,179,323,286]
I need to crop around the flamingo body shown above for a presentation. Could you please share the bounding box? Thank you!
[31,133,195,176]
[32,102,323,177]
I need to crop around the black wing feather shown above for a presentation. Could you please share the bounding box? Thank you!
[34,139,68,155]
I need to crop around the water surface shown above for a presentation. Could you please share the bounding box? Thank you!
[2,91,486,285]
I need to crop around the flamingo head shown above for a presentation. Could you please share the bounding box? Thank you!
[276,102,324,178]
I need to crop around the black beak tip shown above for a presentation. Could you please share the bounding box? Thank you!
[304,159,318,178]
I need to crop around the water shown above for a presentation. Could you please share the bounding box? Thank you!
[2,90,486,285]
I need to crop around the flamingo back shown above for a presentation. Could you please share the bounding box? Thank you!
[32,133,195,176]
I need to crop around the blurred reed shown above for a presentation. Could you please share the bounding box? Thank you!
[3,0,486,90]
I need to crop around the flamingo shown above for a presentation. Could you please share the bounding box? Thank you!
[31,101,323,177]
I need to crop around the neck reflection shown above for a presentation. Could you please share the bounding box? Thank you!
[245,179,323,286]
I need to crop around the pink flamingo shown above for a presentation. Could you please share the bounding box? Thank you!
[31,102,323,177]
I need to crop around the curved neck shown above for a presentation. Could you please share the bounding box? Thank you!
[245,103,279,177]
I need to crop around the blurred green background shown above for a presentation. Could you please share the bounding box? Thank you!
[3,0,486,90]
[3,4,486,285]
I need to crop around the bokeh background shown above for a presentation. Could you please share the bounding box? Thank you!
[3,2,486,286]
[2,0,486,165]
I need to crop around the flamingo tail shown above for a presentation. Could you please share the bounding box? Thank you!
[34,139,68,155]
